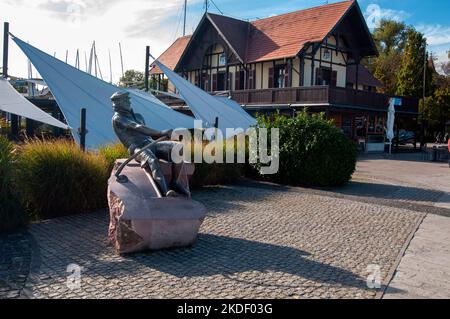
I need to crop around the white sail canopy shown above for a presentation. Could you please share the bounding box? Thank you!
[0,77,68,129]
[153,60,257,138]
[12,35,196,149]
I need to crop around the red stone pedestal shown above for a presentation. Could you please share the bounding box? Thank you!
[108,160,207,255]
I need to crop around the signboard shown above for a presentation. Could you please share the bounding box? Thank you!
[391,97,402,106]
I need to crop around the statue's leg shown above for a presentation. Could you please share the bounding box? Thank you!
[155,141,191,197]
[139,148,170,196]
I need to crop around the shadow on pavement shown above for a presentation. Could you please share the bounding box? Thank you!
[126,234,370,291]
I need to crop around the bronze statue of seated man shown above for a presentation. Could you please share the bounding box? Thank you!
[111,91,190,198]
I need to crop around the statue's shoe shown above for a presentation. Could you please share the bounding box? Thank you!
[166,190,180,198]
[171,181,191,198]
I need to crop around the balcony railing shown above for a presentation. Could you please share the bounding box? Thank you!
[229,86,419,114]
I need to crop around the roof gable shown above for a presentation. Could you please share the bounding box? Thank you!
[206,13,249,63]
[151,35,191,74]
[246,0,354,62]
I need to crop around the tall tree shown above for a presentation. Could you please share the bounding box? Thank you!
[396,28,431,98]
[372,19,407,55]
[366,19,408,94]
[372,52,402,95]
[119,70,145,89]
[420,87,450,133]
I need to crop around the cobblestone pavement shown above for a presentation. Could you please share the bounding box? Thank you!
[0,231,33,299]
[1,181,425,299]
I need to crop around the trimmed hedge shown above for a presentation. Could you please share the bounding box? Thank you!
[15,140,110,220]
[255,111,357,187]
[0,137,25,233]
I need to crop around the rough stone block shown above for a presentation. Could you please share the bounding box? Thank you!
[108,160,207,254]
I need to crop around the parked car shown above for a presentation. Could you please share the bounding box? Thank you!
[394,130,415,145]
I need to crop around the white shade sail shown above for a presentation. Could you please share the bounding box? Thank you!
[0,77,68,129]
[154,60,257,138]
[12,35,196,149]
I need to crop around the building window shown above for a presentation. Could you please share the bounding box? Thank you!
[269,65,289,88]
[316,67,337,86]
[219,53,226,67]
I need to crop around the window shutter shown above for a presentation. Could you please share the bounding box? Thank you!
[212,73,218,92]
[194,72,199,87]
[331,70,338,87]
[268,68,275,88]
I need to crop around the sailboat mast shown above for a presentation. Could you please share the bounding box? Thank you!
[119,42,124,77]
[93,41,98,77]
[109,49,113,84]
[88,42,93,74]
[183,0,187,36]
[75,49,80,69]
[84,51,88,72]
[28,58,35,97]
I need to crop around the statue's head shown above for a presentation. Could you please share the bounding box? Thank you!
[111,91,132,113]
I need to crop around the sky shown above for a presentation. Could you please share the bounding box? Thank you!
[1,0,449,82]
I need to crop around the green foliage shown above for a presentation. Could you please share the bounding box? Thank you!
[373,52,403,95]
[254,112,357,187]
[188,140,244,189]
[366,19,436,97]
[421,88,450,134]
[119,70,145,89]
[99,143,129,172]
[365,19,408,94]
[396,28,431,98]
[373,19,408,55]
[15,140,110,220]
[0,137,25,233]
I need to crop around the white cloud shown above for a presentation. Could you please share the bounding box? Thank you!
[0,0,201,82]
[364,4,410,29]
[417,24,450,46]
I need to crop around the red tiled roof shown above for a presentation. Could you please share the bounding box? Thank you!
[150,35,191,74]
[246,1,354,62]
[154,0,358,71]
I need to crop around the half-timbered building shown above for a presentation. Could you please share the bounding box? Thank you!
[151,0,419,150]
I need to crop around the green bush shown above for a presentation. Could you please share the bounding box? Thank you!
[188,140,244,189]
[16,140,110,219]
[255,111,357,187]
[99,143,129,172]
[0,137,25,233]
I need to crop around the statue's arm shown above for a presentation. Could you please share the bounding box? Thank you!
[115,116,171,138]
